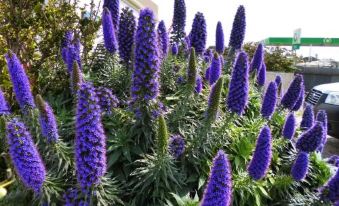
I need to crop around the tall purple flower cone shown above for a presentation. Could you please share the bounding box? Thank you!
[172,0,186,43]
[227,51,249,115]
[281,74,303,110]
[195,76,203,94]
[300,104,314,130]
[205,67,210,81]
[103,0,119,31]
[102,7,118,54]
[6,119,46,193]
[190,12,207,55]
[229,5,246,50]
[203,49,213,63]
[248,126,272,180]
[256,62,266,87]
[61,31,73,63]
[157,20,169,58]
[131,9,160,103]
[75,83,106,191]
[96,86,119,114]
[250,43,264,73]
[118,7,136,66]
[215,21,225,54]
[275,75,282,87]
[0,88,10,115]
[5,52,36,112]
[168,134,185,159]
[171,43,179,56]
[296,122,324,153]
[292,85,305,111]
[291,152,309,181]
[64,41,82,73]
[201,150,232,206]
[261,82,277,119]
[282,113,296,140]
[36,95,59,143]
[320,169,339,202]
[316,110,328,152]
[209,53,221,85]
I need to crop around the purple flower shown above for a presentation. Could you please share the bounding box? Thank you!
[96,86,119,114]
[296,122,324,153]
[172,0,186,43]
[215,21,225,54]
[75,83,106,191]
[201,150,232,206]
[36,95,59,143]
[247,126,272,180]
[229,5,246,50]
[250,43,264,73]
[118,7,136,65]
[205,67,211,81]
[61,31,73,63]
[6,119,46,193]
[227,51,249,115]
[190,12,207,55]
[292,85,304,111]
[206,78,223,122]
[195,76,203,93]
[260,81,277,119]
[63,188,89,206]
[0,88,10,115]
[102,7,118,54]
[203,49,213,63]
[281,74,303,110]
[282,112,296,140]
[157,20,169,58]
[169,134,185,158]
[335,201,339,206]
[291,152,309,181]
[5,52,35,112]
[103,0,119,31]
[327,155,339,167]
[171,43,179,55]
[256,61,266,87]
[320,169,339,202]
[316,110,328,152]
[131,9,160,104]
[300,104,314,130]
[209,53,221,85]
[275,75,282,86]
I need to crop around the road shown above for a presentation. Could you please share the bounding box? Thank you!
[323,135,339,158]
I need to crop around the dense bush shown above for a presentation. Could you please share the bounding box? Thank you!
[0,1,338,206]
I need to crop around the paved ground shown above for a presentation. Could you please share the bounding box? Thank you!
[323,135,339,158]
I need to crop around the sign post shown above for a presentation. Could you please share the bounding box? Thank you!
[292,28,301,50]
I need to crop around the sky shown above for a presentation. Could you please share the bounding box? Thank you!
[152,0,339,60]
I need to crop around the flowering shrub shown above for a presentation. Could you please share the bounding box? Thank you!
[0,1,335,206]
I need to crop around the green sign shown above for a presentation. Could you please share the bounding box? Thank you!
[292,44,300,50]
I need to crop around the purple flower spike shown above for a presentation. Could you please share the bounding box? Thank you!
[157,20,169,58]
[327,155,339,167]
[215,21,225,54]
[281,74,303,110]
[296,122,324,153]
[275,75,282,86]
[195,76,203,94]
[227,51,249,115]
[201,150,232,206]
[292,85,305,111]
[205,67,211,81]
[256,62,266,87]
[5,52,36,112]
[64,41,82,73]
[261,82,277,119]
[316,110,328,152]
[209,53,221,85]
[247,126,272,180]
[169,134,185,159]
[131,9,160,104]
[300,104,314,130]
[75,83,107,191]
[291,152,309,181]
[172,43,179,56]
[282,113,296,140]
[0,88,10,115]
[172,0,186,43]
[203,49,213,63]
[321,169,339,202]
[96,86,119,114]
[102,7,118,54]
[61,31,73,63]
[229,5,246,50]
[36,95,59,143]
[118,7,136,65]
[6,119,46,193]
[250,43,264,73]
[103,0,119,31]
[190,12,207,55]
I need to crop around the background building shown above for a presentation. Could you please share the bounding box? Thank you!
[121,0,158,19]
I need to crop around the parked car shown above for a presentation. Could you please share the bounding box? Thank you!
[306,82,339,138]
